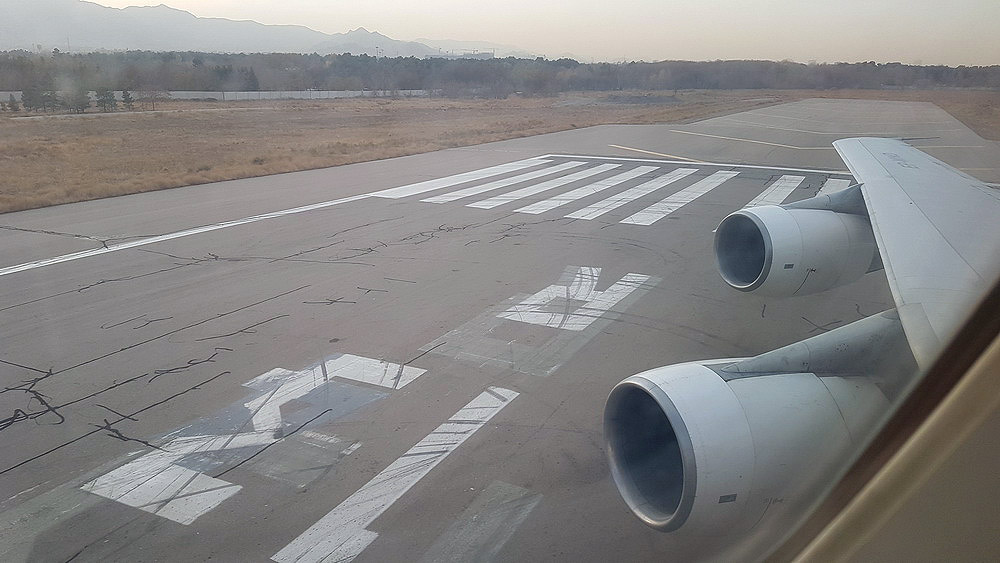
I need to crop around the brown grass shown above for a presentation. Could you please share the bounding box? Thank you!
[0,89,997,214]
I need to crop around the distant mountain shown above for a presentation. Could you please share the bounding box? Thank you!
[0,0,449,57]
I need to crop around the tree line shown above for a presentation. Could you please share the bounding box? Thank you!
[2,49,998,108]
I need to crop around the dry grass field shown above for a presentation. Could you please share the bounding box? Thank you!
[0,89,997,214]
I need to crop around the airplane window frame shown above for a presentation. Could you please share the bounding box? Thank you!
[772,276,1000,560]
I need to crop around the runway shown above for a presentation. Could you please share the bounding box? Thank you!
[0,99,996,562]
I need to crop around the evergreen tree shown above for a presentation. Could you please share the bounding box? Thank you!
[21,85,41,112]
[8,94,19,112]
[240,67,260,91]
[40,90,60,112]
[95,87,117,112]
[121,89,134,110]
[67,86,91,113]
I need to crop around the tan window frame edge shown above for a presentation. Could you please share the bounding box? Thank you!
[770,278,1000,561]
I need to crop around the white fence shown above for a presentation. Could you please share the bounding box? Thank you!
[1,89,432,102]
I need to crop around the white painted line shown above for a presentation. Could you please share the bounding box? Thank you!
[371,158,547,199]
[324,354,427,390]
[340,442,363,457]
[421,161,587,203]
[565,167,698,220]
[81,431,274,525]
[746,175,806,207]
[0,193,371,278]
[608,144,704,162]
[497,266,652,331]
[244,367,327,433]
[467,163,621,209]
[817,177,853,196]
[513,166,658,214]
[272,387,519,563]
[539,153,851,175]
[82,356,401,525]
[621,170,740,225]
[668,129,834,150]
[0,152,853,279]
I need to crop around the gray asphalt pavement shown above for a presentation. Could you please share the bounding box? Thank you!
[0,99,996,562]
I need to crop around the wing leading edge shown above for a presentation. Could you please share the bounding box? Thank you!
[833,137,1000,368]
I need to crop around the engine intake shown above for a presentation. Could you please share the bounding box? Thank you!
[605,361,888,539]
[714,205,877,297]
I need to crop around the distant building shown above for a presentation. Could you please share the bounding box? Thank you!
[424,51,495,60]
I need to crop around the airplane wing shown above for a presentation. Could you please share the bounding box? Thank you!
[833,137,1000,369]
[603,136,1000,560]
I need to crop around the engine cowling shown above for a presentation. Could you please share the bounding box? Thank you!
[714,205,877,297]
[604,361,888,538]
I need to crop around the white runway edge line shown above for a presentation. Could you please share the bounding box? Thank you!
[621,170,740,226]
[0,193,371,278]
[746,175,805,207]
[467,163,621,209]
[370,158,547,199]
[272,387,519,563]
[421,161,588,203]
[513,166,659,215]
[565,167,698,220]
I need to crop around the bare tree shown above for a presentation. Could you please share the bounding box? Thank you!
[138,87,170,111]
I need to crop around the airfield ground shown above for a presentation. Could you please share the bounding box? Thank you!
[1,88,998,213]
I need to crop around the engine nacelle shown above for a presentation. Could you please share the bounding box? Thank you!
[604,361,888,538]
[714,205,877,297]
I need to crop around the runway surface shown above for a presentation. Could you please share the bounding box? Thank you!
[1,99,997,562]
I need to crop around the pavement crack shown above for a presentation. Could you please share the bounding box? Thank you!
[0,225,110,247]
[0,371,232,475]
[148,347,233,383]
[357,286,388,294]
[303,297,357,305]
[801,316,843,333]
[194,315,289,341]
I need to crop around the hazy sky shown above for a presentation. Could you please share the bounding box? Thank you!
[90,0,1000,65]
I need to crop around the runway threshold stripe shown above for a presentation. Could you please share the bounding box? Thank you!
[271,387,519,563]
[565,167,699,220]
[621,170,740,225]
[467,163,620,209]
[513,166,658,214]
[746,175,805,206]
[817,177,852,196]
[422,161,587,203]
[371,158,547,199]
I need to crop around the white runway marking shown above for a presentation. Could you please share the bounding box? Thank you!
[565,167,698,220]
[497,266,652,331]
[81,355,412,525]
[746,175,805,207]
[272,387,519,563]
[0,193,371,278]
[421,161,587,203]
[513,166,658,214]
[81,431,270,525]
[370,158,547,199]
[467,163,620,209]
[0,154,852,278]
[621,170,740,225]
[324,353,427,389]
[817,177,853,196]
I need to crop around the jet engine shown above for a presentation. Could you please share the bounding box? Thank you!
[603,307,913,551]
[604,361,888,537]
[714,205,877,297]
